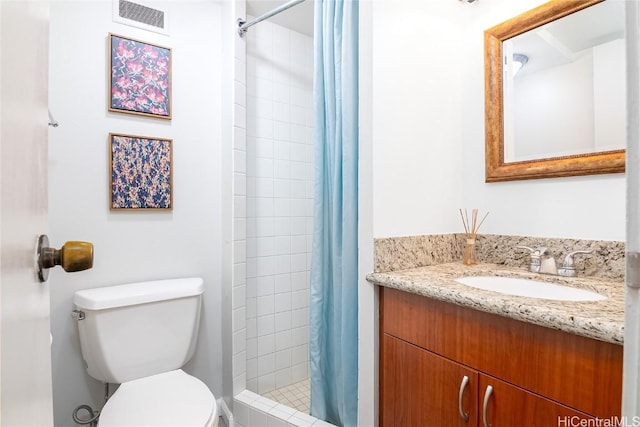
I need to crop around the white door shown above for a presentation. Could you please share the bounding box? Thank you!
[0,1,54,426]
[626,0,640,419]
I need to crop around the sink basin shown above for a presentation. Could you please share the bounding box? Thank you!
[454,276,606,301]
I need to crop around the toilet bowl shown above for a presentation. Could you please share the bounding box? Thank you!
[73,278,218,427]
[98,370,218,427]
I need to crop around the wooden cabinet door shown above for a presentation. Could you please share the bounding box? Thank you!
[381,334,478,427]
[479,374,595,427]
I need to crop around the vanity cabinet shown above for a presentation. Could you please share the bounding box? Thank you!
[380,287,623,426]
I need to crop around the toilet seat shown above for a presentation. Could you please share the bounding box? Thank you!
[98,369,218,427]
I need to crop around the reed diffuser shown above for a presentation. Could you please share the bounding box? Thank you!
[459,208,489,265]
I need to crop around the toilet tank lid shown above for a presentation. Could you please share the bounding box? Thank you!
[73,278,204,310]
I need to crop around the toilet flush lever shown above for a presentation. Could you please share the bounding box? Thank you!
[36,234,94,282]
[71,310,85,321]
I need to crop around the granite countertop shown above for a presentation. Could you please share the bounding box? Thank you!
[366,263,624,345]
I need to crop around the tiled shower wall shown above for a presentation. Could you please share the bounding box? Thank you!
[244,19,314,394]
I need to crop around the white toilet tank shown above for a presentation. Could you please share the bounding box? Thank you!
[73,278,204,384]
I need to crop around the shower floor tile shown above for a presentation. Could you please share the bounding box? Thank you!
[263,378,310,414]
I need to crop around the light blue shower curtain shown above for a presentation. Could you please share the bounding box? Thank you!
[309,1,358,427]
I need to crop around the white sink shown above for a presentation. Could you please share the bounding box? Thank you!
[454,276,606,302]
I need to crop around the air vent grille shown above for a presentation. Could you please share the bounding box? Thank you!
[118,0,165,29]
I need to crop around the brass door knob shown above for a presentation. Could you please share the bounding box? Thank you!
[37,235,94,282]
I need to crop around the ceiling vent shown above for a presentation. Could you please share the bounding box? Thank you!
[112,0,169,35]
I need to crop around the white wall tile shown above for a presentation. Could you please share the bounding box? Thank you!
[291,254,307,273]
[247,356,257,379]
[234,125,247,151]
[291,362,308,384]
[256,197,275,216]
[233,307,247,332]
[234,350,247,379]
[291,235,306,254]
[246,317,257,339]
[233,262,247,286]
[246,257,257,278]
[291,308,308,329]
[274,122,291,142]
[234,240,247,262]
[274,160,291,180]
[267,414,289,427]
[275,368,292,390]
[275,330,291,351]
[291,272,308,291]
[249,406,269,427]
[256,218,274,238]
[290,124,306,144]
[256,158,274,178]
[256,137,274,158]
[233,401,249,427]
[290,162,307,181]
[274,218,291,236]
[234,172,247,196]
[257,314,275,337]
[257,295,275,317]
[257,256,275,277]
[291,290,308,310]
[233,329,247,354]
[274,141,290,160]
[273,82,290,104]
[274,292,292,313]
[233,284,246,309]
[291,344,308,366]
[275,349,292,371]
[258,374,276,395]
[290,218,306,235]
[290,142,306,162]
[256,237,275,258]
[257,352,275,376]
[257,334,275,356]
[273,236,291,255]
[257,275,275,297]
[256,178,275,198]
[246,297,257,319]
[274,311,292,332]
[274,274,292,294]
[291,327,307,347]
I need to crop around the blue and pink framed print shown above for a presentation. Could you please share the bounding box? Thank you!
[110,133,173,210]
[108,33,172,119]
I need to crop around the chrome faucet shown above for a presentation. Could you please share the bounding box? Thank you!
[517,246,593,277]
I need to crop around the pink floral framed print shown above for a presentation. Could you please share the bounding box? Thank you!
[108,34,172,119]
[110,133,173,210]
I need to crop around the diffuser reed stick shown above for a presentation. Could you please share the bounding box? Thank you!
[459,208,489,265]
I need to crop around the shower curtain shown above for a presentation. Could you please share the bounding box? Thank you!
[309,1,358,427]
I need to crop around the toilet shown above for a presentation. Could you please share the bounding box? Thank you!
[73,277,218,427]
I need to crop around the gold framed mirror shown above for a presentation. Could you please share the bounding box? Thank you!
[484,0,625,182]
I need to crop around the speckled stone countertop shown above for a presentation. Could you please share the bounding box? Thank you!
[367,263,624,345]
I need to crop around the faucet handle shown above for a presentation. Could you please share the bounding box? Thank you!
[516,245,535,254]
[561,249,593,268]
[516,245,541,272]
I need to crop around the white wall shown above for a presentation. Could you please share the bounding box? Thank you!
[371,0,625,241]
[245,19,314,395]
[48,1,225,425]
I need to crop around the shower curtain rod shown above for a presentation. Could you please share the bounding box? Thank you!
[237,0,307,38]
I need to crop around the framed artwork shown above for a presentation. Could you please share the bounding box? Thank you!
[108,33,172,119]
[110,133,173,210]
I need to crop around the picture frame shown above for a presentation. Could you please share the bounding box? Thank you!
[110,133,173,210]
[108,33,172,119]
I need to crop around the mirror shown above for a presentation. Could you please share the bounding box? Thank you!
[484,0,625,182]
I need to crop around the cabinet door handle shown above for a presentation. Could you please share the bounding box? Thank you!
[482,385,493,427]
[458,375,470,422]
